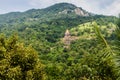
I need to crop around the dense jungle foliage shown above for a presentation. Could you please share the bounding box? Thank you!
[0,3,120,80]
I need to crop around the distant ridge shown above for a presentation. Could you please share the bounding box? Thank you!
[0,2,115,25]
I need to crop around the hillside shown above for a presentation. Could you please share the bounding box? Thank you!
[0,3,117,43]
[0,3,117,25]
[70,22,116,39]
[0,2,120,80]
[0,3,93,24]
[0,3,118,55]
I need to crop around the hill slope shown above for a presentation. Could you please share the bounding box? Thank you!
[0,3,117,26]
[0,3,94,25]
[0,3,117,45]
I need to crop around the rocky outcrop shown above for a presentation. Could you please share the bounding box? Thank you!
[74,8,89,16]
[58,7,91,16]
[75,8,84,15]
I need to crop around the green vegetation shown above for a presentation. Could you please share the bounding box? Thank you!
[0,34,46,80]
[0,2,120,80]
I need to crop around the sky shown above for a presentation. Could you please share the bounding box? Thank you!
[0,0,120,16]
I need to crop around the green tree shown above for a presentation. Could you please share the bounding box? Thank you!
[0,34,46,80]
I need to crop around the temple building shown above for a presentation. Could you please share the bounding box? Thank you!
[64,29,71,45]
[63,29,78,48]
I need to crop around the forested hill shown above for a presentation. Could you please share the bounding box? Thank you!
[0,3,117,44]
[0,3,117,50]
[1,2,120,80]
[0,3,116,25]
[0,3,93,24]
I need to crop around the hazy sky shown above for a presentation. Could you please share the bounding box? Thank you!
[0,0,120,16]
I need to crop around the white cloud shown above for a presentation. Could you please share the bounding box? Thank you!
[29,0,56,8]
[0,9,7,14]
[102,0,120,16]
